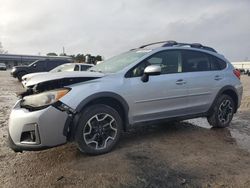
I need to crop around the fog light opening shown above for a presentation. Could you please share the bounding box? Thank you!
[20,131,36,142]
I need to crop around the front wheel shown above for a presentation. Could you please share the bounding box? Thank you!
[75,104,122,155]
[207,95,235,128]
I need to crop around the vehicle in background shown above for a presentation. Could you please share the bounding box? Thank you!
[232,61,250,75]
[22,63,93,87]
[0,63,7,70]
[96,61,103,65]
[11,59,72,81]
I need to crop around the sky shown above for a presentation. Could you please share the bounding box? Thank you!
[0,0,249,61]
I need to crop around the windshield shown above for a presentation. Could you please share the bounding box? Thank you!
[50,64,75,73]
[89,50,149,73]
[29,60,39,66]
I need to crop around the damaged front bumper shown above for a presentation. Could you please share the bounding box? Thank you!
[8,100,69,152]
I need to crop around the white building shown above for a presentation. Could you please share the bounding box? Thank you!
[231,61,250,72]
[0,53,71,69]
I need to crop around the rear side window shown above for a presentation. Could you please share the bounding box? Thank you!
[182,50,226,72]
[81,65,92,71]
[34,61,46,70]
[47,61,59,70]
[47,60,68,70]
[183,51,210,72]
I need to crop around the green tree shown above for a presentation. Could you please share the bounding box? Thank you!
[59,53,67,56]
[95,55,102,61]
[46,52,58,56]
[75,54,85,62]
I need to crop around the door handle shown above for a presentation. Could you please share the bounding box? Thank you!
[214,75,222,81]
[176,79,186,85]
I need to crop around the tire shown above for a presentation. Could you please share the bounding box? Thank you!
[207,95,235,128]
[17,71,26,81]
[75,104,122,155]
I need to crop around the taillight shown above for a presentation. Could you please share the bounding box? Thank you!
[233,69,241,80]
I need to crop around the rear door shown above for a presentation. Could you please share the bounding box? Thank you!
[182,50,225,113]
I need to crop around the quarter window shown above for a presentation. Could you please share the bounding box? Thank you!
[209,56,227,70]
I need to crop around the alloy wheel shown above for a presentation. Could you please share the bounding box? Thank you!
[218,99,233,124]
[83,113,117,150]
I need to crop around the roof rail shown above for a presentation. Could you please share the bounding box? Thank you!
[137,41,217,53]
[139,40,177,49]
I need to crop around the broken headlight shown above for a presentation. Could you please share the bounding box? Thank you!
[21,88,70,109]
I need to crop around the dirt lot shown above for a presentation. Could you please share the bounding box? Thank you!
[0,71,250,188]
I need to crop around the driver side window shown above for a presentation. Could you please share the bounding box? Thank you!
[128,50,182,77]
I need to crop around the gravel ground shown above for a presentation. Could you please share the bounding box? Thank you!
[0,71,250,188]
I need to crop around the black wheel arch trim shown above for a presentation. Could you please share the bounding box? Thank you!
[75,92,129,114]
[65,92,130,140]
[208,85,239,115]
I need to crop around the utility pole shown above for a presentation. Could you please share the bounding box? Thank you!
[63,46,65,55]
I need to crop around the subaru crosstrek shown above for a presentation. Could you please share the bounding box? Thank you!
[8,41,243,155]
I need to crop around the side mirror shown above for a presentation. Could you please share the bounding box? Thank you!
[33,64,37,68]
[141,65,161,82]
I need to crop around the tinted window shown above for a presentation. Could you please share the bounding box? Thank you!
[47,60,69,70]
[81,65,92,71]
[183,51,210,72]
[34,61,46,70]
[209,56,227,70]
[74,65,80,71]
[129,50,182,77]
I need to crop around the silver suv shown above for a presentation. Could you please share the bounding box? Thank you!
[8,41,243,155]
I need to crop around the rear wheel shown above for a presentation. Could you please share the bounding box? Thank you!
[207,95,235,128]
[75,104,122,155]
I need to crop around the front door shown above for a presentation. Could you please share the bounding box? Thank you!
[123,50,190,124]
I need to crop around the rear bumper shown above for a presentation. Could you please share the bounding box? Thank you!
[8,100,68,152]
[235,84,243,109]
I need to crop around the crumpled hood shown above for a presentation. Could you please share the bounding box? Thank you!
[25,71,105,88]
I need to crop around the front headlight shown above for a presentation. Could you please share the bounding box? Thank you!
[21,88,70,109]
